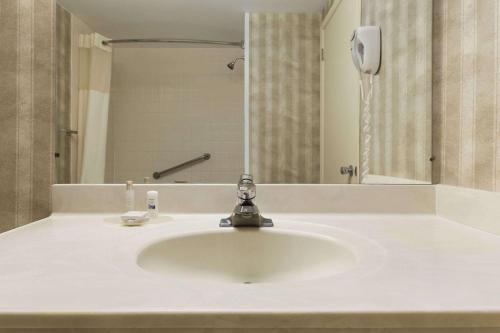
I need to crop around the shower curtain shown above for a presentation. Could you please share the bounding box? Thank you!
[77,33,112,183]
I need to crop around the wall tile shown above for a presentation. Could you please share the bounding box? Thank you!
[108,48,244,184]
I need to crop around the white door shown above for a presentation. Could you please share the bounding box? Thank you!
[321,0,361,184]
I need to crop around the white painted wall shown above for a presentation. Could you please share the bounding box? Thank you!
[321,0,361,183]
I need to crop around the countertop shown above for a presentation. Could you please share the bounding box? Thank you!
[1,213,500,329]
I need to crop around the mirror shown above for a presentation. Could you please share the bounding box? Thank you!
[54,0,432,185]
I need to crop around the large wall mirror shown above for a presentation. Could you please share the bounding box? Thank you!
[54,0,432,185]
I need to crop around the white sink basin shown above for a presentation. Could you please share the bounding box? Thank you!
[137,224,383,284]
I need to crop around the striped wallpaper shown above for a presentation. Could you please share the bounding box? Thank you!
[0,0,55,232]
[249,13,321,184]
[55,4,71,184]
[433,0,500,192]
[362,0,433,183]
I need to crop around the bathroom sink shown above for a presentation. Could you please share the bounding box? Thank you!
[137,228,368,284]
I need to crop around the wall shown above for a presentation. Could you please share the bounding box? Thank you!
[362,0,433,183]
[68,14,94,183]
[433,0,500,192]
[249,13,321,183]
[0,0,55,232]
[322,0,361,184]
[55,4,71,184]
[107,47,244,184]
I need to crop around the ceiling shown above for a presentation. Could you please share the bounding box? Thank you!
[57,0,327,42]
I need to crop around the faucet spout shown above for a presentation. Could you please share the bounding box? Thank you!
[220,174,273,228]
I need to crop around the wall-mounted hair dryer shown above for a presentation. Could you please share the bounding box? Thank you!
[350,26,381,75]
[351,26,381,183]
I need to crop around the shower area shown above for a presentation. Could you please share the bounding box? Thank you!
[105,45,244,184]
[55,5,245,184]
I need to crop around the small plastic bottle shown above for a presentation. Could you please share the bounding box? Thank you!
[125,181,135,211]
[147,191,159,218]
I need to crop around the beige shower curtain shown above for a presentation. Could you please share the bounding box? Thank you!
[77,33,112,183]
[249,13,321,183]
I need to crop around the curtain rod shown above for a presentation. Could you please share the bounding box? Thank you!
[102,38,244,48]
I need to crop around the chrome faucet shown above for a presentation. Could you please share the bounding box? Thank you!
[219,174,273,228]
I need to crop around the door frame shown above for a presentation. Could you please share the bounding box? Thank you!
[320,0,360,184]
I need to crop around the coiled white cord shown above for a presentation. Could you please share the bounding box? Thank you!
[359,73,374,182]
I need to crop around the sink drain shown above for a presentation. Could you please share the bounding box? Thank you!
[243,281,252,284]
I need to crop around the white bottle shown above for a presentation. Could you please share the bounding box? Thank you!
[147,191,159,218]
[126,181,135,211]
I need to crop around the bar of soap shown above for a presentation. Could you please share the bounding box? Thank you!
[121,211,149,226]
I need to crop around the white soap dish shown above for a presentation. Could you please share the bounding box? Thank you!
[121,211,149,226]
[103,214,173,228]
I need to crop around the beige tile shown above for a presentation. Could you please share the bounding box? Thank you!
[108,47,244,184]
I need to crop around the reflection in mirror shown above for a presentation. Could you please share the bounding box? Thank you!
[249,13,321,184]
[54,0,432,185]
[360,0,433,185]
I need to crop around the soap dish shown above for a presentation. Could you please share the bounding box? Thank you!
[121,211,149,226]
[103,215,173,228]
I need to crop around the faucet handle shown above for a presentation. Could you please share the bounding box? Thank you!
[237,174,256,201]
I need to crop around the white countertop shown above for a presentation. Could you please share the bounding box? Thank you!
[2,213,500,329]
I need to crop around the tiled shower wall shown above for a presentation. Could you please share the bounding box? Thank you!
[0,0,55,232]
[107,48,244,183]
[433,0,500,191]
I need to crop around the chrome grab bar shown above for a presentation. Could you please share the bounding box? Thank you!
[152,153,211,180]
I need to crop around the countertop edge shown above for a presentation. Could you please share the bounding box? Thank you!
[1,311,500,329]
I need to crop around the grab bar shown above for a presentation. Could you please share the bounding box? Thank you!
[152,153,211,179]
